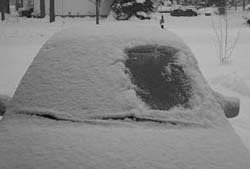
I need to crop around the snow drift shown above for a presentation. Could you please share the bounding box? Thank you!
[0,23,249,169]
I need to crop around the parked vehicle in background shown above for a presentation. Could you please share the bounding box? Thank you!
[16,0,34,18]
[170,6,198,17]
[18,6,33,18]
[198,7,219,16]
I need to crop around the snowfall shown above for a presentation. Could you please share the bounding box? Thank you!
[1,8,250,168]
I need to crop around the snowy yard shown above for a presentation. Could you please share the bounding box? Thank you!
[0,11,250,151]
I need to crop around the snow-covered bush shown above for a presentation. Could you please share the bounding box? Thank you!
[245,4,250,11]
[243,12,250,26]
[111,0,154,20]
[244,14,250,26]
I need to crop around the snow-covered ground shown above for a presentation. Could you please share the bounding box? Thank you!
[0,11,250,150]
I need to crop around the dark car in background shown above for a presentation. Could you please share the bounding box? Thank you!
[170,8,198,17]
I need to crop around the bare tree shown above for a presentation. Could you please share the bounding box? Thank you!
[1,0,5,21]
[15,0,18,11]
[40,0,45,18]
[218,0,226,15]
[89,0,102,24]
[234,0,237,11]
[210,12,241,63]
[243,0,246,10]
[50,0,55,23]
[6,0,9,14]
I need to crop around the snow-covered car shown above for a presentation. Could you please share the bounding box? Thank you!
[112,12,132,20]
[135,11,151,19]
[0,24,249,169]
[182,5,198,11]
[18,6,33,18]
[198,7,219,15]
[158,4,183,13]
[170,8,198,17]
[169,5,198,16]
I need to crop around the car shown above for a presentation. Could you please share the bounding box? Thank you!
[170,8,184,16]
[18,6,33,18]
[198,7,219,15]
[170,8,198,17]
[0,24,249,169]
[185,9,198,16]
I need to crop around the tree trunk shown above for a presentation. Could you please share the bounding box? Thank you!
[234,0,237,11]
[50,0,55,23]
[6,0,9,14]
[40,0,45,18]
[218,0,226,15]
[1,0,5,21]
[96,0,100,25]
[243,0,246,10]
[15,0,18,11]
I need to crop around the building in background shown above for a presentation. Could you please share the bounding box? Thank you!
[0,0,10,13]
[32,0,114,17]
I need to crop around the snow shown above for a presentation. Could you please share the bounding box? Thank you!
[136,0,146,3]
[0,116,250,169]
[1,10,250,168]
[2,106,249,167]
[163,11,250,149]
[0,16,90,97]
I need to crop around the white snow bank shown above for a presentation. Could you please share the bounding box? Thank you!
[211,72,250,97]
[0,16,97,97]
[0,116,250,169]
